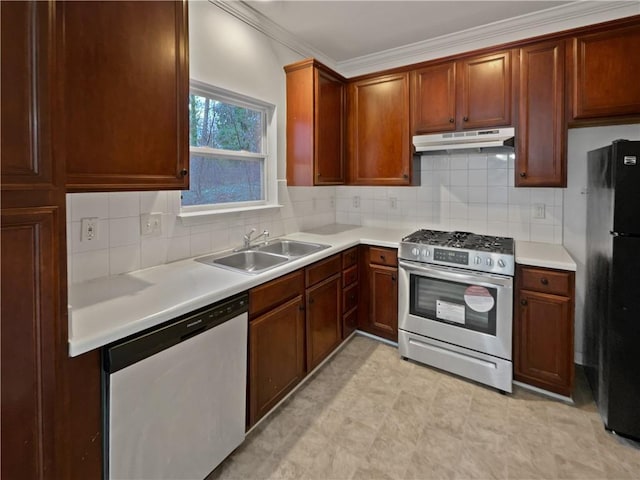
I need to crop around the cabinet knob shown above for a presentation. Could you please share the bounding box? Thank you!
[308,297,314,305]
[380,255,386,261]
[449,118,455,123]
[180,168,188,177]
[298,305,305,311]
[520,299,528,306]
[391,275,396,282]
[403,174,409,179]
[540,278,549,285]
[519,172,527,178]
[463,116,469,122]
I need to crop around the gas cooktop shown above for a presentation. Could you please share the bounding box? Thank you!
[399,229,515,275]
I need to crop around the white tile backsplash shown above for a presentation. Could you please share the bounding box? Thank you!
[67,152,564,284]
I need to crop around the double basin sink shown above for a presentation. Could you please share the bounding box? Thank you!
[196,239,331,274]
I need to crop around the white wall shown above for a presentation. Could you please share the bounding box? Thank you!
[337,152,564,243]
[564,123,640,364]
[66,2,336,284]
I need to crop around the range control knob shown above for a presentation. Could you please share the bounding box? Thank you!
[412,247,420,256]
[497,259,506,268]
[422,249,429,257]
[474,256,482,265]
[486,258,493,266]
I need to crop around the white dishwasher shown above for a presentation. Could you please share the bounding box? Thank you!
[103,292,248,480]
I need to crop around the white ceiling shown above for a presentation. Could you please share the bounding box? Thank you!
[244,1,571,62]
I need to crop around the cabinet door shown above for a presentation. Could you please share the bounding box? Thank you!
[315,68,345,184]
[459,51,513,129]
[570,24,640,121]
[516,40,566,187]
[411,62,456,134]
[369,264,398,342]
[514,290,574,396]
[348,73,412,185]
[60,1,189,192]
[306,273,342,370]
[248,295,305,427]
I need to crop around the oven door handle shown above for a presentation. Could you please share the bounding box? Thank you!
[398,260,513,289]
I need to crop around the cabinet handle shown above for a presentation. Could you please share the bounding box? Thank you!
[463,116,469,122]
[519,172,527,178]
[180,168,188,177]
[298,305,305,311]
[449,118,455,123]
[350,294,356,301]
[380,255,386,261]
[403,174,409,179]
[308,298,314,305]
[540,278,549,285]
[520,299,528,306]
[391,275,396,282]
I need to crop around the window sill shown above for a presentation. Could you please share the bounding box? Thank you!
[178,204,284,226]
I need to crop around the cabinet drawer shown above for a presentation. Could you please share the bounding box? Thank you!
[343,282,359,313]
[343,307,358,338]
[343,265,358,287]
[519,266,572,296]
[342,247,358,269]
[369,246,397,266]
[249,270,304,318]
[306,254,341,287]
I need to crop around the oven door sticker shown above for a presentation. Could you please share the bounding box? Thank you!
[436,300,465,324]
[464,285,494,313]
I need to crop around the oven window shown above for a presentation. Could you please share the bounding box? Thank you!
[409,275,497,335]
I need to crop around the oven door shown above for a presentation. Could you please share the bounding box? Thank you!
[398,260,513,360]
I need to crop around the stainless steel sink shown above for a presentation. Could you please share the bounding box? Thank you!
[257,239,330,257]
[196,250,289,274]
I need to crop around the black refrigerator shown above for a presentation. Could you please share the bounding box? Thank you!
[585,139,640,441]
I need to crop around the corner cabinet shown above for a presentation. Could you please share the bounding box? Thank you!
[59,1,190,192]
[516,40,566,187]
[568,23,640,125]
[412,50,514,134]
[285,59,346,185]
[359,246,399,342]
[514,265,575,397]
[347,73,415,185]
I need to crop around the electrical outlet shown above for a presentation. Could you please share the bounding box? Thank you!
[81,217,98,242]
[140,213,162,236]
[390,197,398,209]
[532,203,546,219]
[353,196,360,209]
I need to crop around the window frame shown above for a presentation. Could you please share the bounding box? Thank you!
[180,80,278,216]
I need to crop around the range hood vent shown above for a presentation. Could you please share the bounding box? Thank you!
[413,127,515,154]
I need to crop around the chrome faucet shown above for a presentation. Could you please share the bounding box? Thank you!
[243,228,269,249]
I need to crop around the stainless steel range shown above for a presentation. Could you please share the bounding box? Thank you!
[398,230,514,393]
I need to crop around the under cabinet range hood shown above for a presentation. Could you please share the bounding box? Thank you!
[413,127,515,154]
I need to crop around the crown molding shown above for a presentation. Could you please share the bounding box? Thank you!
[337,1,640,77]
[210,0,337,69]
[213,1,639,79]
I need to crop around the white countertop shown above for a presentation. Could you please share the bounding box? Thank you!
[515,240,577,271]
[69,227,576,356]
[68,226,412,356]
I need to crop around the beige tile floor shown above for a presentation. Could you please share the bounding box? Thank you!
[209,335,640,480]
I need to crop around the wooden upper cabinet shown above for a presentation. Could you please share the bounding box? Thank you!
[569,24,640,123]
[411,62,456,134]
[348,72,413,185]
[459,50,513,130]
[285,59,345,186]
[59,1,189,192]
[517,40,566,187]
[411,50,513,134]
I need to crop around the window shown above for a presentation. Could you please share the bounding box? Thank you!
[181,81,276,214]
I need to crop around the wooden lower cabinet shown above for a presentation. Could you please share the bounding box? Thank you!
[514,265,575,396]
[306,273,342,370]
[248,295,305,428]
[358,246,399,342]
